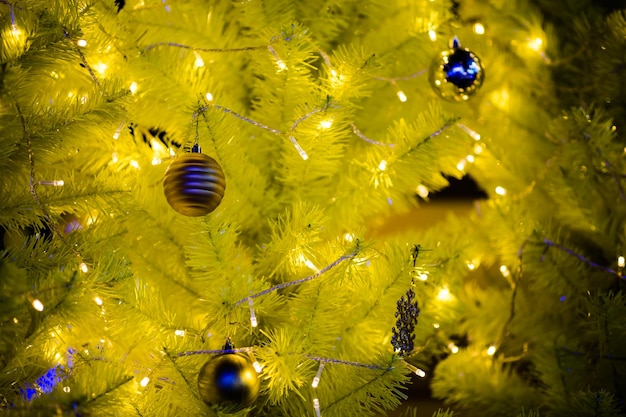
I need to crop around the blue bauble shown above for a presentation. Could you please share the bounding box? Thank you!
[163,150,225,217]
[429,38,484,101]
[197,353,260,409]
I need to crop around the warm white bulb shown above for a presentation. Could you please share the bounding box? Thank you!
[487,345,497,356]
[80,263,88,273]
[174,329,185,337]
[77,39,88,47]
[378,160,388,171]
[32,299,44,311]
[129,82,138,95]
[495,186,507,196]
[94,296,103,306]
[473,23,485,35]
[428,29,437,41]
[139,376,150,387]
[618,256,625,268]
[416,184,429,198]
[396,91,407,102]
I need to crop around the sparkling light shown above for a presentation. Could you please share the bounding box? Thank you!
[77,39,88,47]
[396,90,407,102]
[32,299,44,311]
[344,233,355,242]
[618,256,625,268]
[130,160,140,169]
[500,265,511,278]
[473,143,484,154]
[139,377,150,387]
[252,361,263,373]
[129,82,138,95]
[495,186,507,196]
[473,23,485,35]
[80,263,89,273]
[174,329,185,337]
[448,343,459,353]
[487,345,497,356]
[205,92,214,101]
[456,159,467,171]
[112,152,119,163]
[94,296,103,306]
[428,29,437,41]
[63,386,71,393]
[378,160,388,171]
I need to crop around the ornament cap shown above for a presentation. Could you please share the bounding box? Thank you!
[450,36,461,49]
[192,143,201,153]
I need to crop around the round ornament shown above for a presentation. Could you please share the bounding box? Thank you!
[197,352,260,408]
[429,37,484,101]
[163,148,225,217]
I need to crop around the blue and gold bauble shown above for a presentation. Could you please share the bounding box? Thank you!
[163,145,226,217]
[429,37,484,101]
[197,345,260,409]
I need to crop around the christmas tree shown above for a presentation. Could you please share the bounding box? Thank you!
[1,0,625,416]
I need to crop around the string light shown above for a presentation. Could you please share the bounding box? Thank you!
[428,29,437,41]
[32,299,44,311]
[313,398,321,417]
[111,152,119,163]
[94,296,103,306]
[94,63,107,75]
[433,323,440,329]
[37,180,64,186]
[404,362,426,377]
[63,386,71,393]
[193,51,205,68]
[318,119,333,130]
[416,184,429,199]
[457,124,481,141]
[618,256,625,268]
[436,286,452,302]
[77,39,88,47]
[130,160,140,169]
[378,160,388,171]
[311,361,325,388]
[528,37,543,52]
[80,263,89,273]
[495,186,507,196]
[473,23,485,35]
[112,122,125,139]
[205,92,214,101]
[288,136,308,160]
[139,376,150,387]
[456,159,467,171]
[129,81,138,95]
[344,233,355,242]
[499,265,510,278]
[248,298,258,327]
[174,329,185,336]
[448,343,459,353]
[466,260,477,270]
[486,345,497,356]
[473,143,484,154]
[396,90,408,102]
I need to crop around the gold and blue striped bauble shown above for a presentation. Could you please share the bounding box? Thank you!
[163,151,225,217]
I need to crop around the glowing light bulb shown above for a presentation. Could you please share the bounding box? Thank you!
[80,263,88,273]
[32,299,44,311]
[111,152,119,163]
[487,345,497,356]
[473,143,484,154]
[152,157,162,165]
[130,160,140,169]
[396,90,407,102]
[456,159,467,171]
[174,329,185,336]
[94,296,103,306]
[193,51,205,68]
[344,233,354,242]
[253,361,263,373]
[495,186,507,196]
[428,29,437,41]
[528,37,543,52]
[313,398,321,417]
[416,184,429,199]
[466,155,475,163]
[129,82,138,95]
[139,377,150,387]
[448,343,459,353]
[473,23,485,35]
[275,59,287,71]
[417,273,428,281]
[433,323,440,329]
[318,119,333,130]
[378,160,388,171]
[63,386,71,393]
[205,92,214,101]
[94,63,107,75]
[618,256,625,268]
[77,39,88,47]
[499,265,510,278]
[466,260,477,270]
[437,287,452,302]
